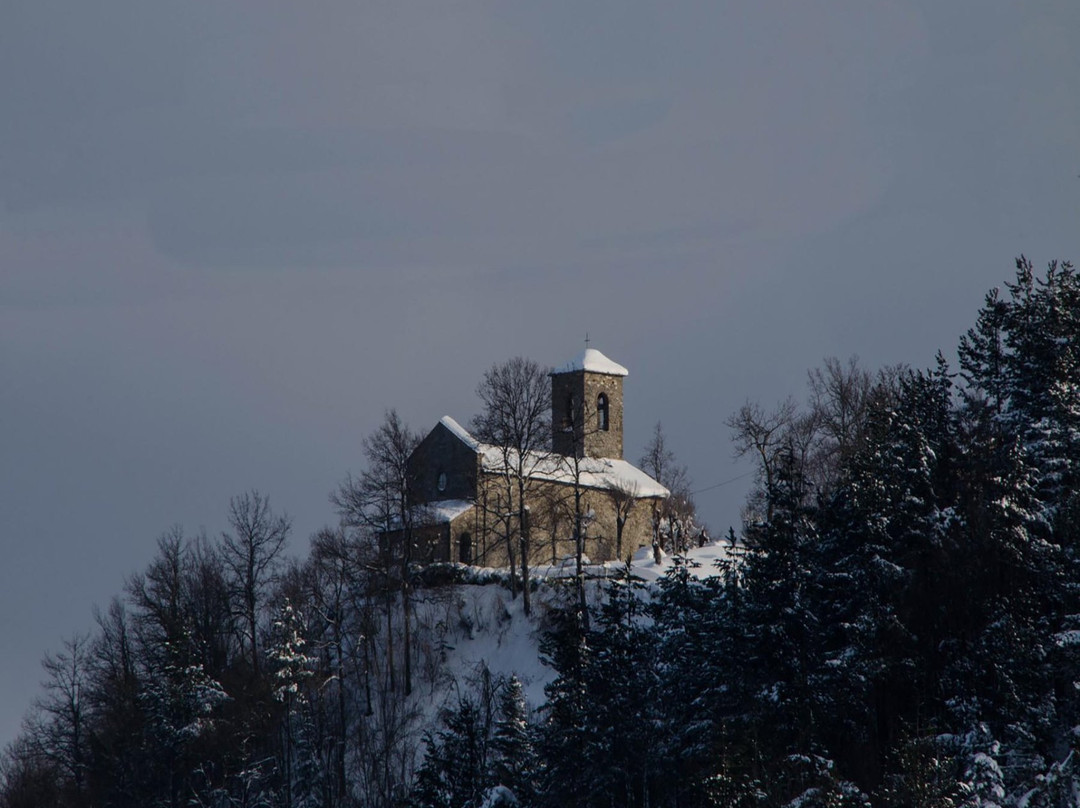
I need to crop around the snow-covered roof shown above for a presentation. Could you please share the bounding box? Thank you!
[480,451,668,499]
[396,499,475,529]
[416,499,475,524]
[432,409,667,498]
[552,348,629,377]
[438,415,480,450]
[435,419,667,498]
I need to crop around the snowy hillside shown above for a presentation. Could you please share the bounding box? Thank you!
[404,539,735,724]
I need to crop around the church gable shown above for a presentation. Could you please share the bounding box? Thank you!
[409,416,481,504]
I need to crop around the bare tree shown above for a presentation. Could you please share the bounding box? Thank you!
[536,485,573,565]
[806,355,875,490]
[726,398,801,524]
[184,534,233,676]
[639,422,689,496]
[808,357,872,453]
[554,390,600,630]
[307,526,380,800]
[727,358,904,527]
[125,528,193,672]
[639,422,698,552]
[606,477,640,562]
[332,409,421,696]
[0,733,63,808]
[32,633,92,804]
[221,490,291,678]
[471,357,552,617]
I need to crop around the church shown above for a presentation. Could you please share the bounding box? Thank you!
[406,348,669,567]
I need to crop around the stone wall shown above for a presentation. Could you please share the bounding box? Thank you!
[582,371,624,459]
[451,473,660,568]
[409,421,480,503]
[550,371,624,459]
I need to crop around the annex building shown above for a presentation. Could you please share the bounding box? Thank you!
[407,348,669,567]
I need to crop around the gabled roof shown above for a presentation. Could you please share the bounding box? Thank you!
[438,415,480,450]
[552,348,629,377]
[432,416,668,499]
[483,450,669,498]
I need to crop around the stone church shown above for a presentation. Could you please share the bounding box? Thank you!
[406,348,668,567]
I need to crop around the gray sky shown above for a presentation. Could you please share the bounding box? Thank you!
[3,1,1079,747]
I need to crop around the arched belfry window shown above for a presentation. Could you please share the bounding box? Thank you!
[597,393,610,431]
[563,394,575,428]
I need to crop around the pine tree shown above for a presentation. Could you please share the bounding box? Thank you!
[650,556,745,804]
[962,257,1080,527]
[491,676,538,807]
[410,696,493,808]
[269,599,320,807]
[535,605,595,808]
[538,573,668,806]
[730,443,830,785]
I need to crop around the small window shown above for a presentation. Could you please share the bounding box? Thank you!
[597,393,609,431]
[563,394,575,428]
[437,471,447,492]
[459,532,472,564]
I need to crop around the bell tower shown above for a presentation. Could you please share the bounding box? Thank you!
[551,348,628,459]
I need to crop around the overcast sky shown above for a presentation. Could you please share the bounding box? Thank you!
[3,0,1079,748]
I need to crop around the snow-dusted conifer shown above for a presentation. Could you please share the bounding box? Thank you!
[491,675,538,806]
[409,696,492,808]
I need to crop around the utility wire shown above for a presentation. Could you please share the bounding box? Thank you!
[690,471,754,495]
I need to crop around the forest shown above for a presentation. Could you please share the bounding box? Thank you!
[4,257,1080,807]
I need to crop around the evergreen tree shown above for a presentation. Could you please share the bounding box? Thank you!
[410,696,492,808]
[269,599,320,808]
[731,444,829,776]
[651,555,745,804]
[535,605,594,808]
[961,257,1080,526]
[491,676,539,807]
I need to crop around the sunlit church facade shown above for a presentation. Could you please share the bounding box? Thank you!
[406,349,668,567]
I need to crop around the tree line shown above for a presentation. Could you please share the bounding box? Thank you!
[494,257,1080,806]
[409,257,1080,806]
[0,351,697,808]
[8,257,1078,807]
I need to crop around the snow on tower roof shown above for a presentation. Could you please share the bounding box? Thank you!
[552,348,629,377]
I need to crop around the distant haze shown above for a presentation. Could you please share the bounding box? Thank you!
[2,1,1079,748]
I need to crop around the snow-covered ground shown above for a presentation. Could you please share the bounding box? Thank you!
[408,580,556,714]
[406,539,735,722]
[525,538,735,583]
[621,539,734,581]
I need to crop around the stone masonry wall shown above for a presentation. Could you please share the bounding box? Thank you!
[551,371,624,459]
[409,422,480,503]
[582,372,623,459]
[455,473,660,568]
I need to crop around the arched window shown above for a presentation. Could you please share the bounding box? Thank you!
[597,393,609,431]
[563,394,575,428]
[459,532,472,564]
